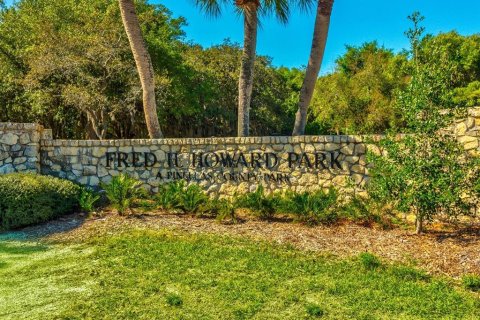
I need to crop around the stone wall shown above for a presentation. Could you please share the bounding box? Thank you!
[40,135,381,196]
[454,108,480,156]
[0,123,51,174]
[0,107,478,197]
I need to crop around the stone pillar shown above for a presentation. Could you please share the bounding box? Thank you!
[0,123,52,174]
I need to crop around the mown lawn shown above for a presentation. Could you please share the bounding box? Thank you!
[1,229,479,319]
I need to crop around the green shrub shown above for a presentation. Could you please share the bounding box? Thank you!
[101,174,142,215]
[366,15,475,234]
[462,274,480,292]
[281,188,338,225]
[235,185,280,220]
[200,197,237,223]
[178,183,208,214]
[0,173,80,230]
[156,180,209,214]
[155,180,184,211]
[78,187,100,213]
[358,252,382,270]
[339,196,382,225]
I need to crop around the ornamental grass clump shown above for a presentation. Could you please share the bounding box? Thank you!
[155,180,185,211]
[200,197,237,223]
[235,185,280,220]
[281,187,338,225]
[338,196,387,227]
[101,174,142,215]
[78,187,100,213]
[155,180,208,214]
[178,183,208,214]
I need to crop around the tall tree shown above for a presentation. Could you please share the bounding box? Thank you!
[237,0,259,137]
[292,0,334,136]
[195,0,297,137]
[118,0,163,138]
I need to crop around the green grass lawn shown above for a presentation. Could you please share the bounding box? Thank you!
[1,229,479,319]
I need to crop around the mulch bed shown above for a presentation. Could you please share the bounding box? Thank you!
[11,211,480,278]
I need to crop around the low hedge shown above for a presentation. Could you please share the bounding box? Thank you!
[0,173,81,230]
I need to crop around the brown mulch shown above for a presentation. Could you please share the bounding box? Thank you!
[11,211,480,278]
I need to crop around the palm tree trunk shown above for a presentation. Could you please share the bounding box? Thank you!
[237,3,258,137]
[292,0,334,136]
[118,0,163,139]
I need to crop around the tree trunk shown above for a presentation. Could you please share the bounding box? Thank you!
[237,3,258,137]
[292,0,334,136]
[415,213,423,234]
[118,0,163,139]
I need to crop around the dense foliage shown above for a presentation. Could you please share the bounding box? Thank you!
[1,1,478,138]
[97,175,379,227]
[366,13,478,233]
[0,0,297,138]
[0,173,80,230]
[309,31,480,134]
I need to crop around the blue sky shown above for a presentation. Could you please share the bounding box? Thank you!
[156,0,480,73]
[5,0,480,73]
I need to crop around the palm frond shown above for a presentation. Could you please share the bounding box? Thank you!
[262,0,290,24]
[296,0,316,13]
[194,0,229,17]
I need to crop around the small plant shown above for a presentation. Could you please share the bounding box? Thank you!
[178,183,208,214]
[305,303,324,317]
[101,174,142,215]
[358,252,381,270]
[201,197,237,223]
[281,188,338,225]
[339,196,384,226]
[235,185,279,220]
[135,199,157,212]
[155,180,185,210]
[165,293,183,307]
[462,274,480,292]
[156,180,213,215]
[78,187,100,213]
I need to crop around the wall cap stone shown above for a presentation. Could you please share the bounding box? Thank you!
[0,122,44,131]
[40,134,388,147]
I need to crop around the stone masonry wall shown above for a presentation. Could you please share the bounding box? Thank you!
[0,107,478,197]
[0,123,51,174]
[40,135,381,196]
[454,108,480,156]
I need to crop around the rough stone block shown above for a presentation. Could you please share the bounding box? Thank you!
[0,133,18,145]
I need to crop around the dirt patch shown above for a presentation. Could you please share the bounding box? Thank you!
[11,211,480,277]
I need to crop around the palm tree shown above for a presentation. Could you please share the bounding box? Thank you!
[118,0,163,138]
[196,0,302,137]
[292,0,334,136]
[237,0,259,137]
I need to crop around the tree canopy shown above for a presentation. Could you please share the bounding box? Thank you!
[0,1,479,138]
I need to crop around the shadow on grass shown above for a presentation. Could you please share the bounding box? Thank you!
[0,212,87,241]
[0,242,49,255]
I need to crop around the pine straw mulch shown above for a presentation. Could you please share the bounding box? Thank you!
[14,211,480,278]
